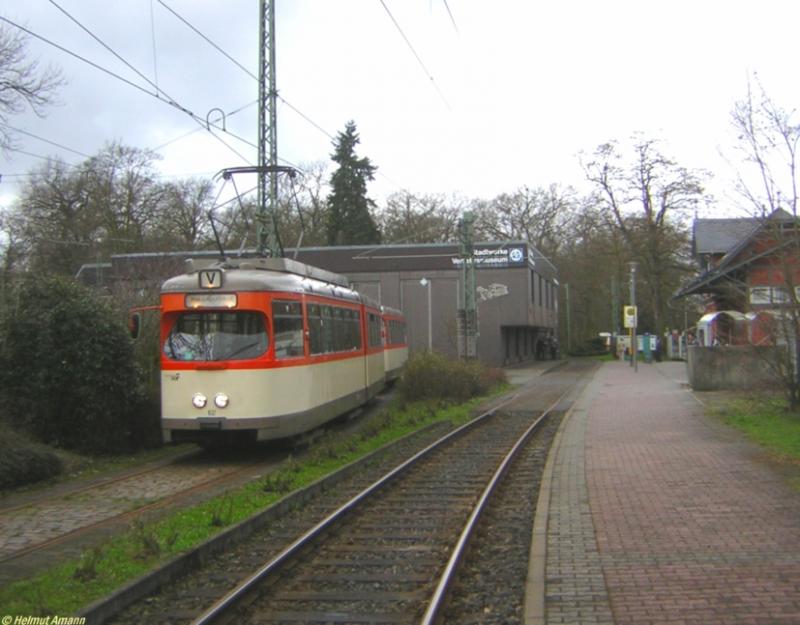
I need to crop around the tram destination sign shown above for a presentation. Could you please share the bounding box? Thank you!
[186,293,238,309]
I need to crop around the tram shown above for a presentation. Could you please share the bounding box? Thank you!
[155,257,407,445]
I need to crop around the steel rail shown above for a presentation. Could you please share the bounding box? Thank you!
[419,388,569,625]
[188,391,523,625]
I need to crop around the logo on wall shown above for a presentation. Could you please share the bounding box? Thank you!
[509,248,524,263]
[477,283,510,301]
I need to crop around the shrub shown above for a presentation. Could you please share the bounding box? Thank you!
[0,274,148,454]
[0,423,63,490]
[397,352,506,404]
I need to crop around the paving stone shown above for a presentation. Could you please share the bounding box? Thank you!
[545,360,800,625]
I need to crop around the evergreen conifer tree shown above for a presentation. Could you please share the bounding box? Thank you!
[326,121,382,246]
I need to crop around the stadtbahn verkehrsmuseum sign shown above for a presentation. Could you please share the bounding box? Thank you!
[450,245,526,268]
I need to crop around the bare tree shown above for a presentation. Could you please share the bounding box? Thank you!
[282,160,332,249]
[731,78,800,217]
[7,157,95,275]
[378,191,463,244]
[473,184,576,257]
[582,136,705,335]
[82,142,165,251]
[154,178,216,250]
[6,143,170,274]
[729,80,800,408]
[0,23,64,151]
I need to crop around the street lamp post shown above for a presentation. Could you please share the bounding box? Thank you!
[629,262,638,373]
[420,277,432,351]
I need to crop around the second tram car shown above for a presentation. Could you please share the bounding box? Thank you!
[158,257,407,445]
[382,306,408,382]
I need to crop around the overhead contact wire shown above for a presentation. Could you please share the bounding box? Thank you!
[1,13,253,164]
[377,0,451,110]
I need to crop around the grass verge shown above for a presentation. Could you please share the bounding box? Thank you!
[0,392,506,616]
[707,393,800,463]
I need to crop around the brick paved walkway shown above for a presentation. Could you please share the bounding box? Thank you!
[541,360,800,625]
[0,462,239,560]
[543,393,614,625]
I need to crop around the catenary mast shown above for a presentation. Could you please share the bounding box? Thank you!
[256,0,281,257]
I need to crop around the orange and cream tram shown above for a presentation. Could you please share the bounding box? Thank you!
[158,257,407,445]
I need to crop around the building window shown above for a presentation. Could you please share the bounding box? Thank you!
[749,286,793,305]
[538,275,543,306]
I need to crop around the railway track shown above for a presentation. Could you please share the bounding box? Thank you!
[103,361,593,625]
[190,399,560,625]
[0,392,396,582]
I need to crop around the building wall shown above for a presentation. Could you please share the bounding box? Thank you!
[686,345,780,391]
[350,270,460,356]
[349,265,554,364]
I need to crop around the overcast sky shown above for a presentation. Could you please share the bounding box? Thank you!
[2,1,798,216]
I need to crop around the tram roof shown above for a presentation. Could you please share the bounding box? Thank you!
[161,257,373,307]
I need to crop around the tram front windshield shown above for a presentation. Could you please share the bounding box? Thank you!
[164,311,268,361]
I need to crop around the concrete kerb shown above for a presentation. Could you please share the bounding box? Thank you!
[522,362,595,625]
[77,421,445,624]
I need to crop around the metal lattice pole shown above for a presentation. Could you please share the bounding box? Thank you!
[257,0,281,257]
[459,213,477,358]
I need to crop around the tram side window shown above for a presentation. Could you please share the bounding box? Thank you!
[388,319,406,345]
[368,313,382,347]
[321,305,335,352]
[308,304,334,354]
[307,304,323,354]
[308,304,362,354]
[346,308,362,350]
[333,307,347,351]
[273,300,304,359]
[335,308,361,352]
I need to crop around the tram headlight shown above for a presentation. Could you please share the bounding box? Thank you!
[214,393,230,409]
[192,393,207,409]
